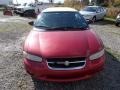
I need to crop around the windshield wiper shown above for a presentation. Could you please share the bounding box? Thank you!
[35,26,88,30]
[78,27,89,30]
[51,26,88,30]
[51,27,75,30]
[35,26,76,30]
[35,25,52,29]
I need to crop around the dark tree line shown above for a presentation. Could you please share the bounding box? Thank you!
[49,0,54,3]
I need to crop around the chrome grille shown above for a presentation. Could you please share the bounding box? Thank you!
[47,57,86,70]
[17,8,22,11]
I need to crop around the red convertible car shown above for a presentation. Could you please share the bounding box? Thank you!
[23,7,105,82]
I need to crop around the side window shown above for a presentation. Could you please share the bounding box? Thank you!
[100,7,104,12]
[98,7,103,13]
[31,4,35,7]
[102,7,105,12]
[97,8,101,13]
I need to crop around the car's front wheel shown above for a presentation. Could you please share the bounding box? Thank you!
[92,16,96,23]
[101,16,105,21]
[115,23,120,26]
[23,10,36,17]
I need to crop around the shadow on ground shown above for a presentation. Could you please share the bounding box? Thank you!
[90,20,115,26]
[32,51,120,90]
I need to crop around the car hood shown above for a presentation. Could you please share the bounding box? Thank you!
[80,11,95,15]
[24,28,103,58]
[16,6,25,9]
[16,6,31,9]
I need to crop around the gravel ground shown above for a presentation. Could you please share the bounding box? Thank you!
[0,14,120,90]
[90,21,120,55]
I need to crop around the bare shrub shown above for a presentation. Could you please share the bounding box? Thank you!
[64,0,85,10]
[106,7,120,18]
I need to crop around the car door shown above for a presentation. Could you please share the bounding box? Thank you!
[97,7,105,20]
[101,7,106,16]
[95,7,102,20]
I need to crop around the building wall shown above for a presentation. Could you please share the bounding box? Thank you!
[0,0,13,5]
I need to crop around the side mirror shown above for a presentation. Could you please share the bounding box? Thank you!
[28,21,34,26]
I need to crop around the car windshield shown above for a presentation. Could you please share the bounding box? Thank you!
[82,7,97,12]
[28,3,34,6]
[34,12,88,31]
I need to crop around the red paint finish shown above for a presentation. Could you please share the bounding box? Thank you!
[24,55,105,82]
[23,28,105,82]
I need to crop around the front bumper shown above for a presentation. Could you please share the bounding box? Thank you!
[24,55,105,82]
[83,15,93,21]
[116,18,120,23]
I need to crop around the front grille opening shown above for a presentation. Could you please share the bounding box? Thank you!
[47,57,85,62]
[48,62,85,68]
[47,57,86,70]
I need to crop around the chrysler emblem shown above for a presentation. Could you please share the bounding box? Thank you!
[64,61,70,66]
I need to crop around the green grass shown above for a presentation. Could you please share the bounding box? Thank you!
[104,17,116,22]
[105,47,120,61]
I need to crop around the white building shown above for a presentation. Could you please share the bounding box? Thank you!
[0,0,13,5]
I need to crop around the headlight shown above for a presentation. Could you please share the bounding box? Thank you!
[23,51,42,62]
[117,14,120,19]
[89,49,104,60]
[87,15,93,17]
[84,15,93,19]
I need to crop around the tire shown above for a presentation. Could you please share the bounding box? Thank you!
[101,17,104,21]
[19,13,24,17]
[92,16,96,23]
[115,23,120,26]
[23,10,36,17]
[101,15,106,21]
